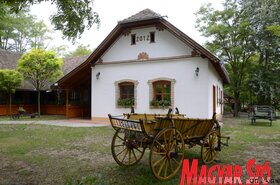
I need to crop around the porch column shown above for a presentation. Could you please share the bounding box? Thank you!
[66,89,69,118]
[81,89,84,118]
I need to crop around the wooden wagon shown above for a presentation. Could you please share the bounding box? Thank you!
[108,110,230,180]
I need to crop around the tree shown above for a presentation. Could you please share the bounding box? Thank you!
[2,0,100,42]
[66,44,92,57]
[50,45,69,57]
[241,0,280,106]
[17,49,63,116]
[195,0,254,116]
[30,20,52,49]
[0,69,23,117]
[0,6,51,52]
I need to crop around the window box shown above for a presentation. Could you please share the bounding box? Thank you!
[117,98,135,108]
[150,99,171,109]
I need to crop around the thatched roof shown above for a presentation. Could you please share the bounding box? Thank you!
[62,55,90,75]
[0,49,22,69]
[0,49,89,90]
[118,8,162,24]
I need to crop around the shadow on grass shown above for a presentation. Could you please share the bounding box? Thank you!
[250,121,273,127]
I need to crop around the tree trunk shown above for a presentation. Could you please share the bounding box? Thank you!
[38,90,41,117]
[233,95,239,117]
[9,93,12,118]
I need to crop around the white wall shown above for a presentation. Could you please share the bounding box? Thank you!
[91,25,224,120]
[207,61,224,118]
[91,57,212,119]
[101,27,192,62]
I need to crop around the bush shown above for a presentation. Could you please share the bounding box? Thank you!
[224,104,233,113]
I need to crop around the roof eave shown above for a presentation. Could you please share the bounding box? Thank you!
[55,16,230,87]
[159,19,230,84]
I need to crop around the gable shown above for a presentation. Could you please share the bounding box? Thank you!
[56,9,230,87]
[101,26,192,62]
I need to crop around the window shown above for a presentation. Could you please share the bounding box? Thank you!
[115,80,139,108]
[148,78,175,108]
[153,81,171,101]
[151,81,171,107]
[119,82,134,100]
[69,91,80,105]
[131,34,136,45]
[150,32,155,43]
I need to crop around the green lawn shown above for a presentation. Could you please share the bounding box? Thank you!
[0,117,279,185]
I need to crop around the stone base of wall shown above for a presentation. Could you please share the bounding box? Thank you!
[91,117,110,124]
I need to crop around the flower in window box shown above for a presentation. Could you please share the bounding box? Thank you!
[117,98,135,107]
[150,99,171,108]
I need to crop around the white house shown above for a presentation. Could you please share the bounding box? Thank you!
[56,9,229,121]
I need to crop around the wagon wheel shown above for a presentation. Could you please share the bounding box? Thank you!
[201,131,218,164]
[111,129,146,166]
[149,128,184,180]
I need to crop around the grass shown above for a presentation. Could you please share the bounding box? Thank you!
[0,117,279,184]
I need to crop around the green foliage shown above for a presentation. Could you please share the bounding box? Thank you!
[241,0,280,106]
[196,0,254,116]
[248,67,280,108]
[2,0,100,42]
[0,69,23,116]
[30,20,52,49]
[0,5,51,52]
[150,99,171,107]
[223,104,233,113]
[17,49,63,115]
[241,0,280,66]
[0,69,23,94]
[50,45,69,57]
[17,49,63,90]
[267,25,280,37]
[117,98,134,107]
[66,44,92,57]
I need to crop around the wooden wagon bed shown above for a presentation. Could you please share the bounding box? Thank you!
[108,111,230,181]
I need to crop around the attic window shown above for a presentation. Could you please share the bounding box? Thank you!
[131,34,136,45]
[150,32,155,43]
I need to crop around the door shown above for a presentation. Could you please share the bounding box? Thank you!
[213,85,216,113]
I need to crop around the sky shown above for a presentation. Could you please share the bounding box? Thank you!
[30,0,223,51]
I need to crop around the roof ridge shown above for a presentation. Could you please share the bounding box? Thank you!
[118,8,162,24]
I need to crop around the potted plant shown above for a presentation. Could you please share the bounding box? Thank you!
[117,98,134,108]
[150,99,171,109]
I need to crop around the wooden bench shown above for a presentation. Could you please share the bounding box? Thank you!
[249,105,276,126]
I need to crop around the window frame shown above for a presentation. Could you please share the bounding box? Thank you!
[152,80,171,102]
[148,78,176,109]
[115,79,139,108]
[119,82,134,100]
